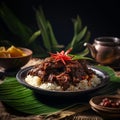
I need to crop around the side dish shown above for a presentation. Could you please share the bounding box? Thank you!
[99,97,120,108]
[0,45,26,58]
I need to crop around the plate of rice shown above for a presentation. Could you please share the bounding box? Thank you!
[16,49,109,97]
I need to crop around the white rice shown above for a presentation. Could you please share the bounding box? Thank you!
[25,74,101,91]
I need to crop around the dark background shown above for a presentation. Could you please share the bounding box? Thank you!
[0,0,120,44]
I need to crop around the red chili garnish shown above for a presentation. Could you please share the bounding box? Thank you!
[50,48,73,64]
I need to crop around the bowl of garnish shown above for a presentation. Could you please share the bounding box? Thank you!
[0,45,32,70]
[89,95,120,118]
[16,48,109,97]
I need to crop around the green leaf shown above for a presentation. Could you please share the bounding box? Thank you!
[0,66,120,115]
[95,65,120,83]
[91,66,120,95]
[0,77,75,115]
[72,26,87,47]
[36,7,51,51]
[72,56,93,60]
[47,21,64,51]
[35,7,63,53]
[71,31,91,54]
[72,15,82,35]
[28,30,41,44]
[70,49,93,61]
[47,21,58,46]
[0,3,33,45]
[66,15,90,53]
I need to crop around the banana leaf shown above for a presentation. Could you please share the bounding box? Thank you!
[91,66,120,96]
[0,77,74,115]
[0,66,120,115]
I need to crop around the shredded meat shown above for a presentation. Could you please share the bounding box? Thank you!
[27,57,94,90]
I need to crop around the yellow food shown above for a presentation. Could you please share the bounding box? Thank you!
[0,46,6,51]
[0,51,10,58]
[0,45,26,58]
[7,45,26,57]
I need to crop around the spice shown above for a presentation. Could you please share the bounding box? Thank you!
[50,48,72,64]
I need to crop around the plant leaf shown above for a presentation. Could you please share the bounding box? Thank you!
[0,66,120,115]
[69,50,93,61]
[47,21,64,51]
[66,15,90,53]
[35,7,63,52]
[95,66,120,83]
[28,30,41,44]
[0,77,75,115]
[91,66,120,95]
[71,26,87,47]
[0,3,33,45]
[72,55,93,60]
[35,7,51,51]
[72,15,82,36]
[47,21,58,46]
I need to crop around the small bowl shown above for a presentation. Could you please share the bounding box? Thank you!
[89,95,120,118]
[0,47,32,70]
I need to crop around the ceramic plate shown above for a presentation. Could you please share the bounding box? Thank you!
[16,66,109,97]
